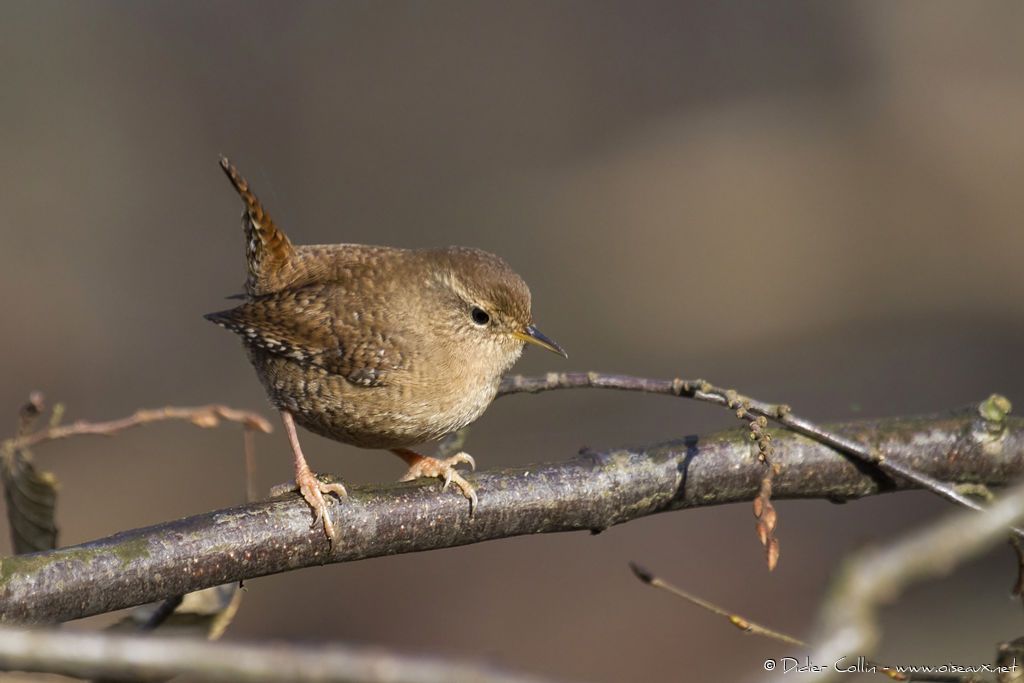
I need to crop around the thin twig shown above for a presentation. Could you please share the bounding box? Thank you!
[628,562,804,646]
[3,404,273,453]
[2,400,1022,624]
[628,564,975,683]
[0,624,572,683]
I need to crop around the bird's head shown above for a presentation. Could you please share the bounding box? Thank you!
[428,247,566,375]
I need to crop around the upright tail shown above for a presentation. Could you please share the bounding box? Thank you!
[219,156,296,295]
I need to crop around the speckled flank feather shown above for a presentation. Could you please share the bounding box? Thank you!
[219,157,295,295]
[204,284,404,387]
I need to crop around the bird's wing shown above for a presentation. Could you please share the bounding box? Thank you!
[204,284,405,387]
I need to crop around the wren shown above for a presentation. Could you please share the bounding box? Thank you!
[206,158,566,543]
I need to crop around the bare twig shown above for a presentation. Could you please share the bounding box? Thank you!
[0,624,572,683]
[782,479,1024,683]
[629,562,803,646]
[499,374,1018,535]
[629,563,978,683]
[3,404,273,453]
[2,400,1022,624]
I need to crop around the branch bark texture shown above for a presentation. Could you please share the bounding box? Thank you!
[1,403,1021,624]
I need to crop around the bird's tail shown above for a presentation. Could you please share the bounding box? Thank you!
[219,156,295,295]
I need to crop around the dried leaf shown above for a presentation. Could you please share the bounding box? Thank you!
[1,446,59,554]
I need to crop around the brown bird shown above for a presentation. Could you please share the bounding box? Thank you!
[206,158,566,543]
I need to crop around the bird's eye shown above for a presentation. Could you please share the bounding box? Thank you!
[470,306,491,326]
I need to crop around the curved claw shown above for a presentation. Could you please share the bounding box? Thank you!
[465,483,479,516]
[295,469,348,547]
[453,452,476,471]
[442,469,478,517]
[309,502,324,531]
[396,450,479,516]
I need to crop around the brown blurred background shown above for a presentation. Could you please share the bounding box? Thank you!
[3,2,1024,681]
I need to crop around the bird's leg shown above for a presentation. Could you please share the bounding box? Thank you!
[392,448,478,514]
[281,410,348,543]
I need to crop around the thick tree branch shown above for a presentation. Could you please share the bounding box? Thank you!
[1,400,1021,624]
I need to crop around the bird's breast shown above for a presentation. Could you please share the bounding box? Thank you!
[251,351,500,449]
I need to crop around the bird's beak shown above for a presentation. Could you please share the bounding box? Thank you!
[514,325,568,358]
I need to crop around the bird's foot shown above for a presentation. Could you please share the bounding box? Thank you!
[293,466,348,545]
[398,451,478,514]
[277,410,347,546]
